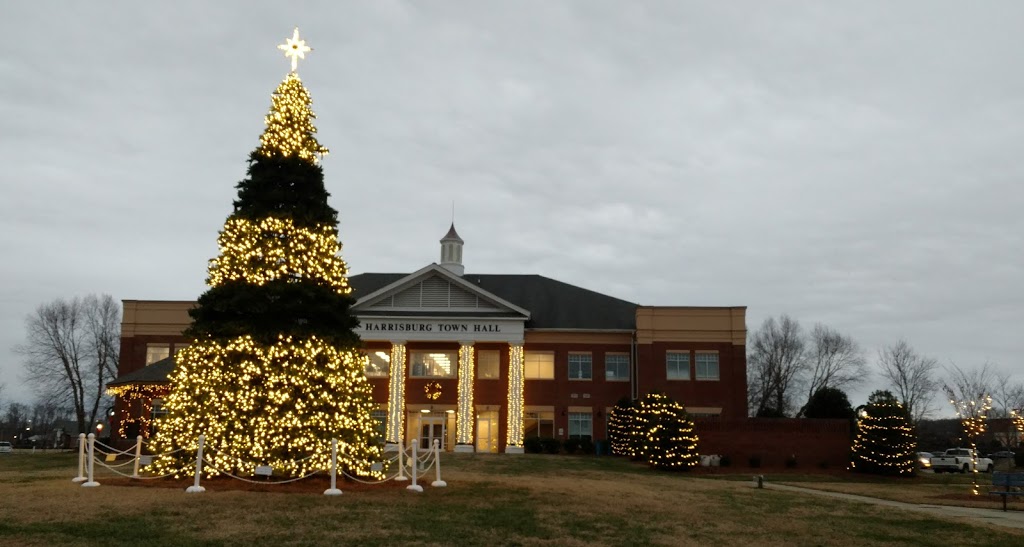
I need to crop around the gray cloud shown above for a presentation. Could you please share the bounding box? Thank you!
[2,1,1021,412]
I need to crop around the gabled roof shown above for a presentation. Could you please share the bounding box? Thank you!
[108,356,175,387]
[349,270,638,330]
[352,264,531,319]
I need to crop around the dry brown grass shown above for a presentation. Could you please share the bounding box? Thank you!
[2,453,1023,546]
[776,478,1023,510]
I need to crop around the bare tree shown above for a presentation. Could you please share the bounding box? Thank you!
[876,340,939,423]
[944,362,998,411]
[15,295,120,436]
[990,371,1024,419]
[747,315,806,417]
[797,324,868,417]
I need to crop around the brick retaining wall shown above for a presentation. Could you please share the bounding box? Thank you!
[695,418,852,469]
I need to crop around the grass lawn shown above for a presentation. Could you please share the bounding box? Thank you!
[1,451,1023,546]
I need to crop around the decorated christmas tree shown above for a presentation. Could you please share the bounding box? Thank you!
[849,390,916,476]
[148,29,382,479]
[634,392,700,470]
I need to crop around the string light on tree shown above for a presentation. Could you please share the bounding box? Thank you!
[629,392,699,470]
[608,397,637,457]
[850,390,917,476]
[147,29,381,479]
[945,387,992,496]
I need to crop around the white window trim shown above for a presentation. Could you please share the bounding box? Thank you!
[476,350,501,380]
[524,351,555,380]
[568,352,593,381]
[666,351,690,381]
[409,350,458,378]
[695,351,720,381]
[604,353,630,382]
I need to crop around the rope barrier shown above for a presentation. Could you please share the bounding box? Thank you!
[93,440,140,457]
[75,434,447,492]
[92,458,191,480]
[92,456,136,469]
[200,458,323,485]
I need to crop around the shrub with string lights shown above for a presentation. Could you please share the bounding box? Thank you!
[633,392,700,470]
[850,390,917,476]
[147,30,381,479]
[608,397,636,457]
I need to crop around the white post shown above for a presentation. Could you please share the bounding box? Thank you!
[186,434,206,493]
[131,435,143,478]
[324,439,342,496]
[72,433,87,482]
[431,438,447,487]
[406,439,423,493]
[395,437,408,481]
[82,433,100,487]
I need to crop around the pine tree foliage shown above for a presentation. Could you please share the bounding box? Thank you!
[803,387,855,420]
[850,390,917,476]
[634,392,700,470]
[608,397,636,457]
[148,72,381,478]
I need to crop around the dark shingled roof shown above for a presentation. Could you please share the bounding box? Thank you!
[349,273,638,330]
[108,356,175,387]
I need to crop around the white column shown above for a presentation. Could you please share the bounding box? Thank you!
[505,343,525,454]
[455,342,475,452]
[384,341,407,450]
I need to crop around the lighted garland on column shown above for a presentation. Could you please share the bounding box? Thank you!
[456,344,475,446]
[945,387,992,495]
[385,343,407,445]
[146,29,382,479]
[850,390,917,476]
[506,345,525,449]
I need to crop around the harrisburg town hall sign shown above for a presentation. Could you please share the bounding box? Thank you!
[360,321,505,333]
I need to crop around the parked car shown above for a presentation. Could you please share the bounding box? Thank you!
[0,441,12,454]
[917,452,934,470]
[930,448,994,473]
[989,450,1015,460]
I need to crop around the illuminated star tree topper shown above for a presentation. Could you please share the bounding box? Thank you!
[278,27,312,72]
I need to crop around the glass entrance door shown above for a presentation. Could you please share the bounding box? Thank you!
[420,418,446,451]
[476,411,499,453]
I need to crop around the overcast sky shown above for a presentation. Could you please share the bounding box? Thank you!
[2,1,1021,413]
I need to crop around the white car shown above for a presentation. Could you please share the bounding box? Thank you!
[0,441,12,453]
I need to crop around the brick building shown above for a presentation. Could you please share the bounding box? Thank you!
[110,224,748,454]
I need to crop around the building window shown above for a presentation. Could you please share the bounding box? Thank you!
[145,344,170,365]
[477,350,500,380]
[568,353,592,380]
[370,409,387,437]
[666,351,690,380]
[365,350,390,377]
[172,343,189,355]
[409,351,457,378]
[568,412,592,440]
[524,352,554,379]
[605,354,629,381]
[524,411,555,438]
[695,353,720,381]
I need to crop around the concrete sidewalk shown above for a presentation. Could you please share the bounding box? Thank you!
[763,482,1024,530]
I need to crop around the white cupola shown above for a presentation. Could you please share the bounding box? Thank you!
[439,223,465,276]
